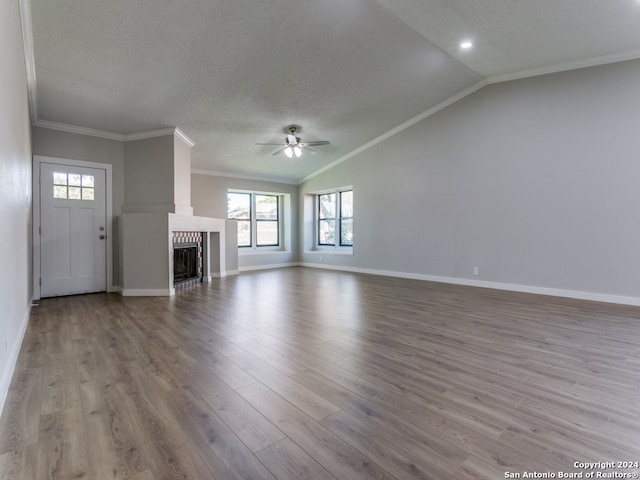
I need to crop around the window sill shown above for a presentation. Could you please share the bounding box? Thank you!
[305,248,353,256]
[238,248,291,256]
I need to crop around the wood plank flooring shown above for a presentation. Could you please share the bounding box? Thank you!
[1,267,640,479]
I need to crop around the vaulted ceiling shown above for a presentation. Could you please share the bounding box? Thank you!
[24,0,640,183]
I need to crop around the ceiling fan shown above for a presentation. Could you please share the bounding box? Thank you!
[255,126,330,158]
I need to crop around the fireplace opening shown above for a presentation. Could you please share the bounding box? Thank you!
[172,231,204,288]
[173,243,198,284]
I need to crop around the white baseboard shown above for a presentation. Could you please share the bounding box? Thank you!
[121,288,175,297]
[0,304,31,418]
[298,262,640,307]
[239,262,297,273]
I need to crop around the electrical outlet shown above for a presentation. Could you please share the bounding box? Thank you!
[473,266,480,276]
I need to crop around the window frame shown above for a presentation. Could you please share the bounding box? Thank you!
[255,194,280,247]
[227,192,252,248]
[339,190,353,247]
[316,189,353,249]
[227,190,282,250]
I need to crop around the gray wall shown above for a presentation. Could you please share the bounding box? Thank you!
[192,173,298,270]
[0,0,33,412]
[124,136,175,211]
[300,59,640,300]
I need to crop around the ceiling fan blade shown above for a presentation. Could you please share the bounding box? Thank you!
[303,140,330,146]
[255,142,285,146]
[271,147,287,156]
[303,146,318,154]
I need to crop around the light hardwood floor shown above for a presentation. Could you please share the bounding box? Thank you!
[1,267,639,479]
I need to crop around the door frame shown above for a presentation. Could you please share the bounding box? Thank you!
[33,155,114,300]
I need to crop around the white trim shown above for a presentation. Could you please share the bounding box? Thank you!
[298,79,488,184]
[124,127,195,147]
[173,128,195,148]
[298,263,640,307]
[238,249,291,256]
[32,121,195,147]
[121,288,175,297]
[305,249,353,256]
[239,262,297,272]
[223,270,239,276]
[488,50,640,84]
[123,127,176,142]
[0,305,31,418]
[209,273,226,278]
[191,168,295,185]
[32,155,114,299]
[18,0,37,122]
[33,119,125,141]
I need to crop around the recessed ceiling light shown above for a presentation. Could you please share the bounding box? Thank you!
[460,41,473,49]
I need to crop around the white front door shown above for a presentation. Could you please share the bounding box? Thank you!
[40,162,107,297]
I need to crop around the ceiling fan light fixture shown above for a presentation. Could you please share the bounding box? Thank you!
[293,146,302,157]
[284,146,294,158]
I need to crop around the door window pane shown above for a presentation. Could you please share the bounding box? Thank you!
[53,172,67,185]
[68,187,81,200]
[82,188,95,200]
[52,172,95,200]
[68,173,82,186]
[54,185,67,199]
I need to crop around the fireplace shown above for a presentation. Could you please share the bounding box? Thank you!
[172,231,203,288]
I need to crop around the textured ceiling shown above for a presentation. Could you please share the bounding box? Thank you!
[26,0,640,183]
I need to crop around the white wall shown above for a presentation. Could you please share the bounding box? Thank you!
[192,173,298,270]
[300,59,640,303]
[0,0,33,414]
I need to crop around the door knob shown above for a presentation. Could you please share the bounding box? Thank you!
[99,226,105,231]
[99,235,105,240]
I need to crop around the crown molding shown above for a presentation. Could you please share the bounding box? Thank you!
[124,127,195,146]
[18,0,37,122]
[173,127,195,148]
[298,79,488,184]
[33,119,125,140]
[488,50,640,84]
[191,169,295,185]
[33,119,195,146]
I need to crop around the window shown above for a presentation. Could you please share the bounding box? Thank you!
[228,191,280,248]
[227,192,251,247]
[318,190,353,247]
[53,172,95,200]
[255,194,279,246]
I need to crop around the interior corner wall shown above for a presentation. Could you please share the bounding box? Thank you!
[299,59,640,300]
[191,173,299,270]
[0,0,33,414]
[31,126,126,287]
